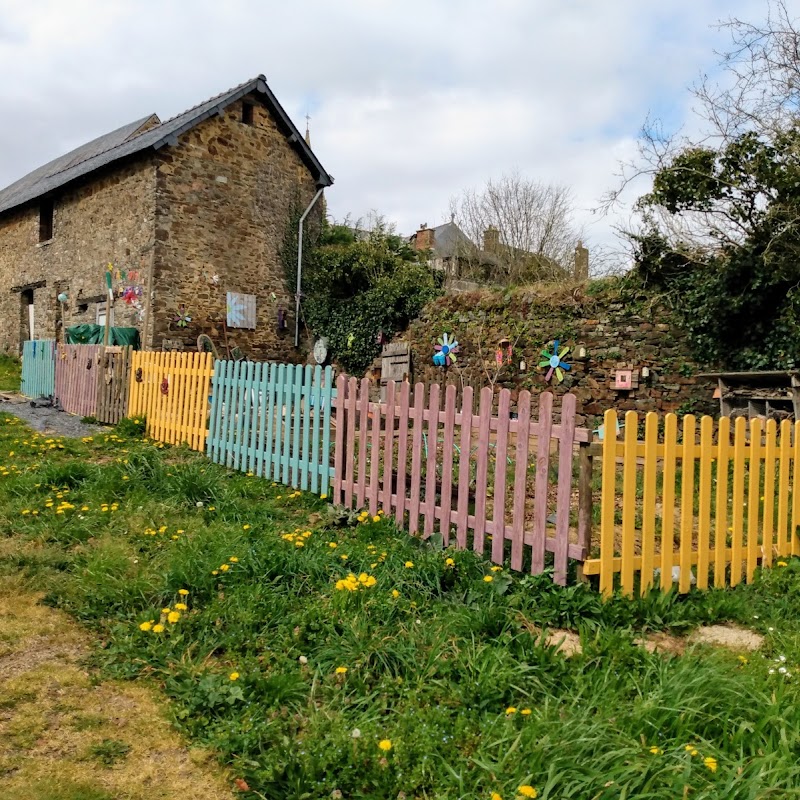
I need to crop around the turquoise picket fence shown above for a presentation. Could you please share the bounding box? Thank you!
[20,340,56,399]
[207,361,337,495]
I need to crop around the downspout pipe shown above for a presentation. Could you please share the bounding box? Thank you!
[295,187,325,348]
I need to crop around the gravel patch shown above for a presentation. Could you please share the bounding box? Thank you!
[0,395,104,438]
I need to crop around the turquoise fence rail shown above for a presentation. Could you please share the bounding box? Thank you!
[20,340,56,399]
[207,361,337,495]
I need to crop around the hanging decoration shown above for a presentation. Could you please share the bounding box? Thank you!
[433,333,459,367]
[495,337,513,366]
[122,286,142,305]
[160,376,169,395]
[539,339,571,383]
[174,305,192,328]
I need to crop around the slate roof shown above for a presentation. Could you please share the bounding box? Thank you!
[409,221,476,258]
[0,75,333,218]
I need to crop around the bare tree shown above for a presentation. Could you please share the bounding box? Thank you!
[449,170,584,285]
[605,0,800,252]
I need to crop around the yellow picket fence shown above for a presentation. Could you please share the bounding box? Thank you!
[583,410,800,596]
[128,351,214,451]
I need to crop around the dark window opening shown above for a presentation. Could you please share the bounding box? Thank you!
[39,200,54,242]
[241,102,254,126]
[77,303,88,313]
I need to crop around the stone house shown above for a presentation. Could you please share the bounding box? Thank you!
[0,74,333,358]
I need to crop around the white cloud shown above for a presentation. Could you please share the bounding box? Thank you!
[0,0,769,258]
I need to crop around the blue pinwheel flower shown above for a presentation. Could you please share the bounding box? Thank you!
[539,339,571,383]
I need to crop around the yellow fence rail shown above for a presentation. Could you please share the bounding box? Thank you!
[128,351,214,451]
[584,410,800,596]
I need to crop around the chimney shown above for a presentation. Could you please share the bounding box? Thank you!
[414,223,435,251]
[483,225,500,252]
[573,240,589,282]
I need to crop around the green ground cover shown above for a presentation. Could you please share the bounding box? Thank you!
[1,413,800,799]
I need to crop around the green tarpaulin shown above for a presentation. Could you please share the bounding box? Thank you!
[65,325,141,348]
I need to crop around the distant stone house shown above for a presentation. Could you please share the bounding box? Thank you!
[0,74,333,357]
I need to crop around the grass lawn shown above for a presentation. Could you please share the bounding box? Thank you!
[0,354,21,392]
[2,414,800,799]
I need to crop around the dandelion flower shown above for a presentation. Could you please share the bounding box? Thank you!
[491,565,503,572]
[229,556,239,563]
[778,561,788,567]
[162,607,171,614]
[328,542,338,548]
[178,589,189,596]
[491,794,503,800]
[167,611,181,624]
[506,706,517,715]
[483,575,494,583]
[372,515,381,523]
[152,624,165,633]
[139,621,153,631]
[521,708,532,716]
[704,756,718,772]
[243,524,251,531]
[174,603,187,611]
[320,494,328,500]
[445,557,455,566]
[212,570,219,576]
[220,564,230,572]
[335,666,348,675]
[649,746,663,755]
[392,589,400,598]
[405,561,414,568]
[378,739,392,752]
[229,672,240,681]
[517,786,537,798]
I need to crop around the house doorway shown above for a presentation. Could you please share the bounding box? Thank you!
[21,289,34,342]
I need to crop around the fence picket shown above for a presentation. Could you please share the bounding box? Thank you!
[394,381,411,527]
[660,414,678,592]
[678,415,696,593]
[455,386,473,550]
[714,417,731,587]
[473,387,492,556]
[423,383,440,538]
[640,413,658,593]
[746,418,763,583]
[439,384,457,546]
[696,415,713,590]
[320,366,334,498]
[763,419,777,570]
[510,391,531,571]
[382,380,397,513]
[344,377,357,507]
[408,383,425,535]
[553,394,577,586]
[621,410,638,596]
[731,416,747,586]
[777,419,791,558]
[793,421,800,557]
[368,388,381,516]
[531,392,554,575]
[491,389,510,564]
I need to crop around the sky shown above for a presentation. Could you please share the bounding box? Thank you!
[0,0,773,262]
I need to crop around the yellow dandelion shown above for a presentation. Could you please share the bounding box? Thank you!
[392,589,400,598]
[521,708,532,716]
[161,607,171,614]
[445,557,455,566]
[178,589,189,596]
[649,746,663,755]
[243,524,251,531]
[229,556,239,563]
[778,561,788,567]
[335,666,348,675]
[139,621,153,631]
[212,570,219,576]
[328,542,338,548]
[220,564,230,572]
[378,739,392,752]
[405,561,414,568]
[704,756,717,772]
[229,672,240,681]
[506,706,517,715]
[491,565,503,572]
[372,515,381,522]
[167,611,181,624]
[491,794,503,800]
[517,787,537,799]
[174,603,187,611]
[484,575,494,583]
[152,624,165,633]
[320,494,328,500]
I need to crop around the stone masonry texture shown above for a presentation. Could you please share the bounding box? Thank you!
[401,286,717,428]
[0,92,321,361]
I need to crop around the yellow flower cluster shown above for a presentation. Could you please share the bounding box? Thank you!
[356,508,385,525]
[335,572,377,591]
[211,558,239,575]
[281,529,313,547]
[505,706,532,716]
[138,590,191,633]
[683,745,718,772]
[100,502,120,513]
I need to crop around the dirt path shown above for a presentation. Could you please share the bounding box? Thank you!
[0,395,102,438]
[0,574,235,800]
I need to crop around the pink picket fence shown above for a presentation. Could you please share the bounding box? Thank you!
[55,344,102,418]
[332,377,593,584]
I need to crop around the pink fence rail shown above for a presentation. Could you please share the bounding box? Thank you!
[332,377,592,584]
[55,344,102,418]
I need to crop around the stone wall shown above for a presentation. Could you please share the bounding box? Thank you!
[0,160,157,353]
[150,95,322,359]
[400,285,716,427]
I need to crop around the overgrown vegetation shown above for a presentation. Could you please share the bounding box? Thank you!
[623,2,800,370]
[3,415,800,797]
[0,353,21,392]
[288,216,441,374]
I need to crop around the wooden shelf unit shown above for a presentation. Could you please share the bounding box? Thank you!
[699,370,800,421]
